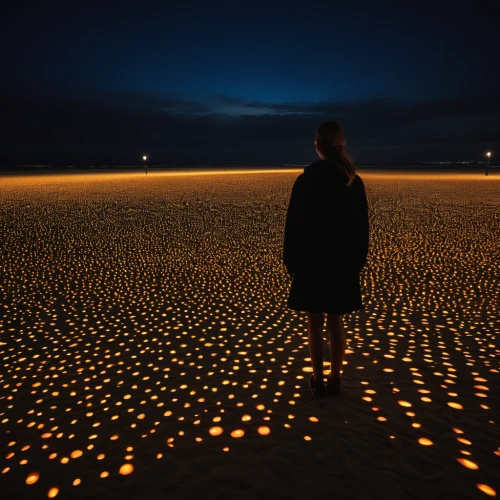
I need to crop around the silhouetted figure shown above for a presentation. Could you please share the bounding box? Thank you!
[283,121,369,399]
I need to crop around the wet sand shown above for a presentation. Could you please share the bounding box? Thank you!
[0,169,498,500]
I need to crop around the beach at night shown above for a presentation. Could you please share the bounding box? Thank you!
[1,169,498,500]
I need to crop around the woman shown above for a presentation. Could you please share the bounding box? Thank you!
[283,121,369,399]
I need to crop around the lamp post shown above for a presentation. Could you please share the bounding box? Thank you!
[143,155,148,175]
[485,152,491,176]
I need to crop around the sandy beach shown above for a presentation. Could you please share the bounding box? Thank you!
[0,168,498,500]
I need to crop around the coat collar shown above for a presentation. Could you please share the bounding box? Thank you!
[304,159,344,176]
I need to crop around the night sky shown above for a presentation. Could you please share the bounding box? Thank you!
[2,2,499,166]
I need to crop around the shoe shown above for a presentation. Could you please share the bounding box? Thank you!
[309,374,326,399]
[326,373,342,396]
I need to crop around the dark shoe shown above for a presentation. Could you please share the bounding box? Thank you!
[326,373,342,396]
[309,374,326,399]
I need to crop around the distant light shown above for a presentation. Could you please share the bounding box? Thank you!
[486,152,491,158]
[143,156,147,161]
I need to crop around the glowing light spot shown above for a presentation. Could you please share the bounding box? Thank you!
[304,436,312,441]
[457,458,478,470]
[258,426,271,436]
[418,438,433,446]
[474,385,489,391]
[398,400,412,407]
[448,402,463,409]
[73,479,81,486]
[241,415,251,422]
[119,464,134,475]
[209,426,223,436]
[71,450,83,459]
[26,472,39,485]
[48,487,59,498]
[477,484,496,497]
[230,429,244,438]
[100,471,109,478]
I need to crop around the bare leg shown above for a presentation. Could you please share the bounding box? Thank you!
[326,313,345,376]
[307,312,324,381]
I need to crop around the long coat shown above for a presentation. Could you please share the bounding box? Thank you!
[283,159,369,314]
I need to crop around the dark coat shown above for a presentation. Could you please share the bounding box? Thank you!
[283,159,369,278]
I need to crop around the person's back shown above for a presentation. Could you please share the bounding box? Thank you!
[283,120,369,399]
[294,159,368,273]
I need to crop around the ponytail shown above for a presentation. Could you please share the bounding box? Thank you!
[315,121,357,187]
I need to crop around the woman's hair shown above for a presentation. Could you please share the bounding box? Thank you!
[315,121,356,186]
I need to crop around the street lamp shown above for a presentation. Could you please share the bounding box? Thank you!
[485,152,491,176]
[143,155,148,175]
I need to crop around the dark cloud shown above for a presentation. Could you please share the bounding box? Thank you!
[259,92,500,125]
[1,85,498,165]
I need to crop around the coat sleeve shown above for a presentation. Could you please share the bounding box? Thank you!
[283,175,306,276]
[354,177,369,272]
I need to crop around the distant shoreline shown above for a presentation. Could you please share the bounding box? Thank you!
[0,163,496,175]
